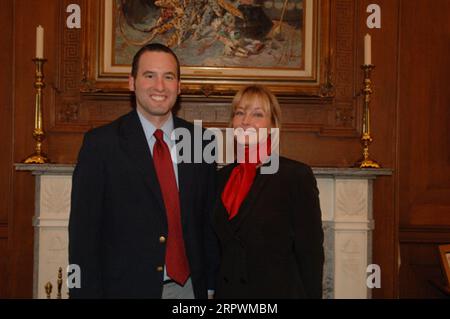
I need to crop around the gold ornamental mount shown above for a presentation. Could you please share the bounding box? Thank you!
[23,58,50,164]
[354,64,380,168]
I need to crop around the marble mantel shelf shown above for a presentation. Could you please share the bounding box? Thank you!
[15,163,392,299]
[15,163,393,177]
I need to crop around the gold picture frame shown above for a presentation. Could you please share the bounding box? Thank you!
[82,0,331,97]
[438,244,450,288]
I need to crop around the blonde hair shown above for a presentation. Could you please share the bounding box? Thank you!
[230,85,282,129]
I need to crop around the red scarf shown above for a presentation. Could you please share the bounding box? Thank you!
[221,136,271,220]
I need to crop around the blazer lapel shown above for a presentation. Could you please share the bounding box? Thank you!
[177,162,194,227]
[119,110,165,212]
[215,163,270,236]
[215,164,270,246]
[214,163,238,240]
[231,168,270,232]
[173,116,194,227]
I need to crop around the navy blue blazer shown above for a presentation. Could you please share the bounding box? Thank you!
[69,110,219,298]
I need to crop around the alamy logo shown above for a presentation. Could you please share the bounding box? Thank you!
[168,120,280,174]
[67,264,81,289]
[366,264,381,288]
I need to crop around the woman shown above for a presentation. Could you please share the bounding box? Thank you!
[213,85,324,298]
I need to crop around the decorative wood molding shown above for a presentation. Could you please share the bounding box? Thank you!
[0,223,7,239]
[400,226,450,243]
[58,103,79,123]
[50,0,83,132]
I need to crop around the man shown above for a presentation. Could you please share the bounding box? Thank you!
[68,43,218,298]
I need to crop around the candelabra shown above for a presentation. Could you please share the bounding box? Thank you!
[355,64,380,168]
[44,267,63,299]
[23,58,50,164]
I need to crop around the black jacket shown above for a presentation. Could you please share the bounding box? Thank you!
[213,157,324,298]
[69,110,219,298]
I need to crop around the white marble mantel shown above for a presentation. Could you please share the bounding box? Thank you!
[15,163,392,299]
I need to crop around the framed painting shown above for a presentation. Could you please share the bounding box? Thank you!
[438,244,450,287]
[83,0,331,97]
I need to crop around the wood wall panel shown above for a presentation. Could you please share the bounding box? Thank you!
[7,0,42,298]
[397,0,450,298]
[4,0,60,298]
[9,174,35,298]
[399,242,450,298]
[0,0,13,224]
[0,239,9,297]
[0,0,14,299]
[398,0,450,227]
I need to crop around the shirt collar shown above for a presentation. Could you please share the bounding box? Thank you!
[136,109,174,143]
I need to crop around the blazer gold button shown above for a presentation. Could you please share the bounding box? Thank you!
[156,266,163,272]
[159,236,166,243]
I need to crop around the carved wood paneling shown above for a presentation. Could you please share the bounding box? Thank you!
[398,0,450,228]
[398,0,450,298]
[332,0,357,131]
[0,223,7,239]
[51,0,83,131]
[0,0,14,227]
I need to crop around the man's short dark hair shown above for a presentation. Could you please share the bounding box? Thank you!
[131,43,181,80]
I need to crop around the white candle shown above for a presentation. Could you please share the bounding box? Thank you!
[36,25,44,59]
[364,33,371,65]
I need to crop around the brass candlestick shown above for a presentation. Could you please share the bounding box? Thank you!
[355,64,380,168]
[45,282,52,299]
[44,267,64,299]
[23,58,50,164]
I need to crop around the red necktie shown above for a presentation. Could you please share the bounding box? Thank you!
[153,129,190,285]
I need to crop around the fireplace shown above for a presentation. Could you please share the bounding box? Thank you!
[16,164,391,299]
